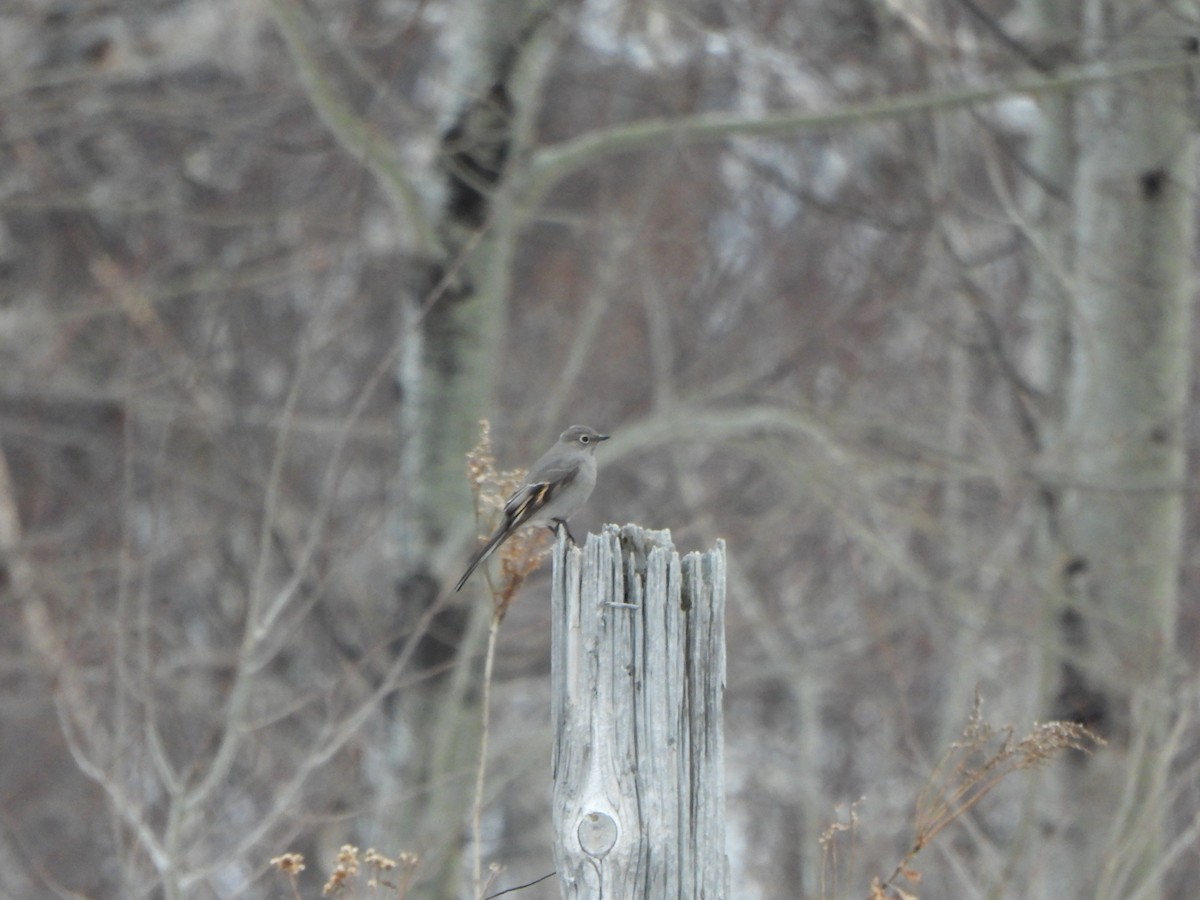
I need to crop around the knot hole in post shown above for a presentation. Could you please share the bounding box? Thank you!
[577,811,618,858]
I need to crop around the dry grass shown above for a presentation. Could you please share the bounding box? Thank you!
[821,692,1104,900]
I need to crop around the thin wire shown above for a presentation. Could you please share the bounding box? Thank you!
[483,870,557,899]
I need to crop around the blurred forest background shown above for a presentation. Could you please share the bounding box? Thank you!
[3,0,1200,898]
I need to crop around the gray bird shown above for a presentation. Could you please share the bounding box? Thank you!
[455,425,609,591]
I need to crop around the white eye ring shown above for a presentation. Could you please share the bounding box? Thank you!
[580,435,590,443]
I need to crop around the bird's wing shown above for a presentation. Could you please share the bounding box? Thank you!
[456,456,583,591]
[503,462,579,527]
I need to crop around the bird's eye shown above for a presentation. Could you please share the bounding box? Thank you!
[580,435,590,443]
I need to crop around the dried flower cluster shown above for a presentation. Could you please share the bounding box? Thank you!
[464,420,555,616]
[322,844,360,895]
[270,852,306,875]
[465,421,526,516]
[362,848,396,872]
[269,852,306,900]
[269,844,419,898]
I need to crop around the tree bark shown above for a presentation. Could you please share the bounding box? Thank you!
[1051,5,1195,898]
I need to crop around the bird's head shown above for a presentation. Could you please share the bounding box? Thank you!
[560,425,610,451]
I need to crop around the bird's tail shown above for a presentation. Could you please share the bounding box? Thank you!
[454,527,509,592]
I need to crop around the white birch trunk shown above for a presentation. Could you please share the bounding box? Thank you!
[1055,5,1195,898]
[1014,4,1082,898]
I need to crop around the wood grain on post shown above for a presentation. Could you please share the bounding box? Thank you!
[551,524,728,899]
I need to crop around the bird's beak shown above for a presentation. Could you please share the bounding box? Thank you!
[597,434,610,442]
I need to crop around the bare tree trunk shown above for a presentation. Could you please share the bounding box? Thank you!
[389,4,571,895]
[1011,2,1082,897]
[394,0,570,564]
[1050,5,1195,898]
[551,525,728,899]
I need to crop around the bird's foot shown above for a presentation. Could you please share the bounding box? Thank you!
[551,519,578,546]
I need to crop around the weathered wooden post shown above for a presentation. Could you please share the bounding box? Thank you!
[551,524,728,899]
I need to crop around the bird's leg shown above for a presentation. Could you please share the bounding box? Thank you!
[550,518,577,546]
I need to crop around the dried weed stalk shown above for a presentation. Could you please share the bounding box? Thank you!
[872,692,1104,899]
[820,799,862,900]
[465,420,554,620]
[466,421,557,895]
